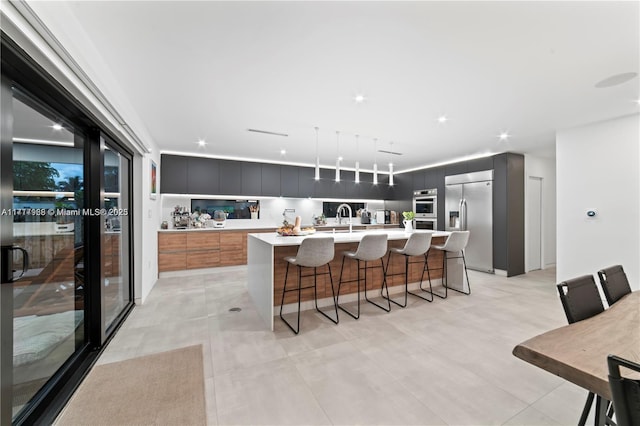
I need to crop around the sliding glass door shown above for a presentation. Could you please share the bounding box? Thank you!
[1,91,86,421]
[1,36,134,424]
[103,140,131,333]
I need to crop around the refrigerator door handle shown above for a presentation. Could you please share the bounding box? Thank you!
[458,198,464,230]
[461,199,468,231]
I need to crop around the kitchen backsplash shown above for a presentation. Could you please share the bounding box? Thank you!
[161,195,384,228]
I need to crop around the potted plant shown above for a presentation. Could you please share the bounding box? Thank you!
[402,211,415,232]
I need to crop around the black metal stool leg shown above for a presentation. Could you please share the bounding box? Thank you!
[337,256,360,320]
[314,264,339,324]
[382,251,408,308]
[364,258,391,312]
[447,250,471,295]
[407,253,434,302]
[279,262,301,334]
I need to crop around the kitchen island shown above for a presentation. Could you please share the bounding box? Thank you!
[248,229,465,330]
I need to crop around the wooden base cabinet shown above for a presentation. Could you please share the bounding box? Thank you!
[158,229,258,274]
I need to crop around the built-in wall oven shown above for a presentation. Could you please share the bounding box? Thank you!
[413,188,437,218]
[414,218,437,230]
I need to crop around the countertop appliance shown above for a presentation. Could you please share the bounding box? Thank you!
[445,170,493,273]
[384,210,391,224]
[375,210,386,225]
[360,210,371,224]
[212,210,227,228]
[413,188,437,218]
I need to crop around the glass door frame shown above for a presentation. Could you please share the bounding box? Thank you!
[1,32,135,425]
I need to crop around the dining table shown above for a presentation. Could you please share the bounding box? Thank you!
[512,291,640,425]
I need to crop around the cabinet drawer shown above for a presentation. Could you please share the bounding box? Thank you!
[187,250,220,269]
[187,232,220,250]
[220,232,243,249]
[159,233,187,252]
[219,250,245,266]
[158,252,186,272]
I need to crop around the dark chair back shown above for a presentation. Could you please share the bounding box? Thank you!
[607,354,640,426]
[597,265,632,306]
[556,275,604,324]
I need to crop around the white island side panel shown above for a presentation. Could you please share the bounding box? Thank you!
[247,235,274,330]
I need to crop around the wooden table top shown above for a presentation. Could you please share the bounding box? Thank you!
[513,291,640,400]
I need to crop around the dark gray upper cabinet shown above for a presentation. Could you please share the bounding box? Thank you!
[187,157,219,195]
[314,168,334,199]
[280,165,299,197]
[241,162,262,196]
[298,167,315,198]
[261,164,280,196]
[445,161,468,176]
[218,160,242,195]
[466,156,494,173]
[356,171,373,199]
[412,171,426,190]
[160,154,188,194]
[343,170,358,199]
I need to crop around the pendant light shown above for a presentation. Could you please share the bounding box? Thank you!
[373,138,378,185]
[355,134,360,183]
[388,141,394,186]
[335,131,341,182]
[314,127,320,180]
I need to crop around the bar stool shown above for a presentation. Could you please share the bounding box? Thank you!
[337,233,391,319]
[430,231,471,298]
[383,232,434,307]
[279,236,338,334]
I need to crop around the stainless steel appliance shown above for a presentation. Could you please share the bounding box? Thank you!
[413,188,437,218]
[414,218,437,231]
[445,170,493,273]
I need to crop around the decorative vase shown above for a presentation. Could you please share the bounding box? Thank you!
[403,219,414,233]
[250,212,258,220]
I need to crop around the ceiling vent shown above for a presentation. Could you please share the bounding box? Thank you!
[247,128,288,137]
[377,149,403,156]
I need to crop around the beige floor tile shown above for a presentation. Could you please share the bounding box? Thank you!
[502,406,563,425]
[215,358,331,425]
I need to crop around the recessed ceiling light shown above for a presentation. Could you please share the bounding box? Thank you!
[498,132,511,141]
[338,156,343,161]
[52,124,63,130]
[354,94,366,103]
[280,149,286,155]
[437,115,448,124]
[197,139,206,147]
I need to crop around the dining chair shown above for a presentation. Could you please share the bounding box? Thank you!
[607,354,640,426]
[597,265,632,307]
[557,275,606,425]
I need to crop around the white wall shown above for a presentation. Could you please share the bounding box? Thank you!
[556,114,639,290]
[524,154,556,270]
[136,151,161,304]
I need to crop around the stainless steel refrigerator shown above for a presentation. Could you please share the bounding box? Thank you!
[445,170,493,273]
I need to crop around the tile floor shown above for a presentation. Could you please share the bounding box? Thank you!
[98,266,599,425]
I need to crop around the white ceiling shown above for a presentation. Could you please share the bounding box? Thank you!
[24,1,640,172]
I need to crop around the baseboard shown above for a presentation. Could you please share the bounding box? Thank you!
[494,269,508,277]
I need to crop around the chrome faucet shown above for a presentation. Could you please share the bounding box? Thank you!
[336,203,353,233]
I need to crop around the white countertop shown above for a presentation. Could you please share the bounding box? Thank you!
[248,229,450,247]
